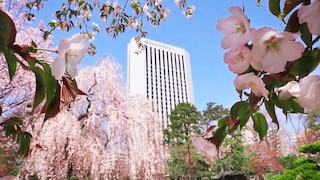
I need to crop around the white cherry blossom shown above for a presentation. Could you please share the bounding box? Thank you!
[51,33,89,80]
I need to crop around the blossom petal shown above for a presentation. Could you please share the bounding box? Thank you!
[216,6,251,49]
[191,137,217,160]
[223,46,250,74]
[298,0,320,35]
[65,49,85,78]
[278,40,304,62]
[69,34,90,50]
[51,55,66,80]
[297,75,320,109]
[58,38,71,55]
[52,33,89,80]
[277,81,299,100]
[234,72,269,100]
[251,27,303,74]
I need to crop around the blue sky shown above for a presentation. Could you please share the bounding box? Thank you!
[36,0,288,111]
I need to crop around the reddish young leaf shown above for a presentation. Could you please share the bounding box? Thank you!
[201,125,216,137]
[61,76,87,104]
[285,10,299,32]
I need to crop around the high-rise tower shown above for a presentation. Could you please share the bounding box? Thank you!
[127,38,194,129]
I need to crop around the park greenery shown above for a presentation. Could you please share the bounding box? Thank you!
[1,0,320,179]
[163,102,320,179]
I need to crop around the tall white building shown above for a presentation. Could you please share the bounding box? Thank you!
[127,38,194,129]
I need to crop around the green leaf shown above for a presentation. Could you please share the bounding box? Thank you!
[4,117,23,125]
[269,0,281,18]
[265,98,279,129]
[5,124,16,137]
[209,124,227,147]
[2,117,23,140]
[298,141,320,154]
[32,67,46,111]
[272,94,304,114]
[252,113,268,141]
[34,61,61,121]
[44,82,61,121]
[263,74,290,90]
[299,23,312,48]
[43,31,51,40]
[0,10,16,49]
[287,49,320,77]
[217,118,227,127]
[18,131,32,156]
[41,63,58,108]
[230,101,252,129]
[3,48,17,80]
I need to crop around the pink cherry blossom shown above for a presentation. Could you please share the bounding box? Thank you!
[51,33,89,80]
[298,0,320,35]
[295,75,320,110]
[250,27,304,74]
[191,137,217,161]
[223,45,251,74]
[277,81,299,100]
[233,72,269,100]
[216,6,251,49]
[277,75,320,110]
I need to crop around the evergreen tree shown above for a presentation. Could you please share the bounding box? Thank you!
[273,142,320,180]
[164,103,201,146]
[164,103,211,179]
[199,102,229,132]
[211,132,253,179]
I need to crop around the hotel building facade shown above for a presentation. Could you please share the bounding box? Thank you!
[127,38,195,129]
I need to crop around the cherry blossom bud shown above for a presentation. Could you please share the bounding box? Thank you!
[175,0,184,8]
[155,0,162,6]
[112,1,121,11]
[143,3,149,12]
[182,5,195,19]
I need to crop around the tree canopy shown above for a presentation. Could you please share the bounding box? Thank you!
[1,0,320,178]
